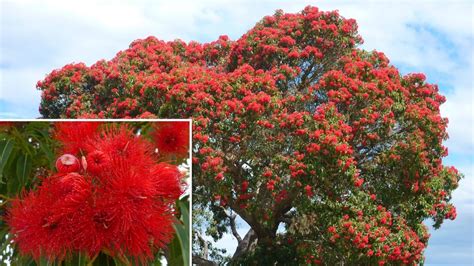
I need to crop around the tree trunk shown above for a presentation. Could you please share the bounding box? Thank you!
[231,229,258,261]
[256,231,277,260]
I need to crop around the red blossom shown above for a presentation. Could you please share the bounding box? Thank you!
[354,177,364,187]
[54,122,102,154]
[304,185,314,197]
[85,150,109,175]
[152,121,190,159]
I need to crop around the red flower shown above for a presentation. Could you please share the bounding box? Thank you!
[85,151,109,175]
[7,191,65,260]
[241,181,249,191]
[54,122,101,154]
[150,163,183,200]
[328,226,336,234]
[90,125,155,179]
[152,121,190,158]
[7,173,91,260]
[215,172,224,181]
[266,180,275,191]
[305,185,314,197]
[354,177,364,187]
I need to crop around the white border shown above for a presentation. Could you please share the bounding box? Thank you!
[188,118,193,266]
[1,118,193,265]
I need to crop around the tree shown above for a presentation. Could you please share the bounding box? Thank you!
[0,122,190,265]
[36,6,462,265]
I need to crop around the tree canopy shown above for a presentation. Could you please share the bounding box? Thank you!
[36,6,461,265]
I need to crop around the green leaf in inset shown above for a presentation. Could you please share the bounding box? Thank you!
[166,198,190,266]
[16,154,32,187]
[179,197,190,230]
[167,234,184,266]
[171,200,190,266]
[0,139,14,183]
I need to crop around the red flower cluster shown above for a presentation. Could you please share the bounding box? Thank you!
[7,122,184,263]
[295,192,430,265]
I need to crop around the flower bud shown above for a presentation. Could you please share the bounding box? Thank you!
[56,154,80,173]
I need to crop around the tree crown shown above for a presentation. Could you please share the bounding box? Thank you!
[37,6,461,265]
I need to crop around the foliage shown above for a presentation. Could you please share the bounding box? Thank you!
[0,122,190,265]
[35,6,462,265]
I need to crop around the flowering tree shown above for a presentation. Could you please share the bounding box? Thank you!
[0,121,190,265]
[35,6,461,265]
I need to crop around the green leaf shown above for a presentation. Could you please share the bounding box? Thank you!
[95,252,114,266]
[31,126,56,169]
[166,198,190,266]
[167,235,184,266]
[0,139,14,183]
[175,199,190,266]
[61,252,89,266]
[16,154,32,187]
[38,256,51,266]
[179,199,190,239]
[152,256,162,266]
[6,149,21,195]
[11,255,35,266]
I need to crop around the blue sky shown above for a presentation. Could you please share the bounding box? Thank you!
[1,0,473,264]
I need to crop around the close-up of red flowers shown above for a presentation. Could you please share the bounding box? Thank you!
[0,121,190,265]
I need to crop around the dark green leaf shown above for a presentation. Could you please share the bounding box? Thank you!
[16,154,32,187]
[167,198,190,266]
[6,150,21,195]
[172,201,190,266]
[167,235,184,266]
[0,139,14,183]
[94,252,114,266]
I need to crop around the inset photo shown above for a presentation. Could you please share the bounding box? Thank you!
[0,120,191,266]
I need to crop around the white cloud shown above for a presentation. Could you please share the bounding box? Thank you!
[452,162,474,212]
[441,83,474,155]
[425,160,474,265]
[0,67,43,105]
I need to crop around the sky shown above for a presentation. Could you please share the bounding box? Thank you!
[0,0,473,264]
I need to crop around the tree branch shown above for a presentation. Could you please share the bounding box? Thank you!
[192,255,218,266]
[232,229,258,262]
[220,206,242,243]
[195,231,209,260]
